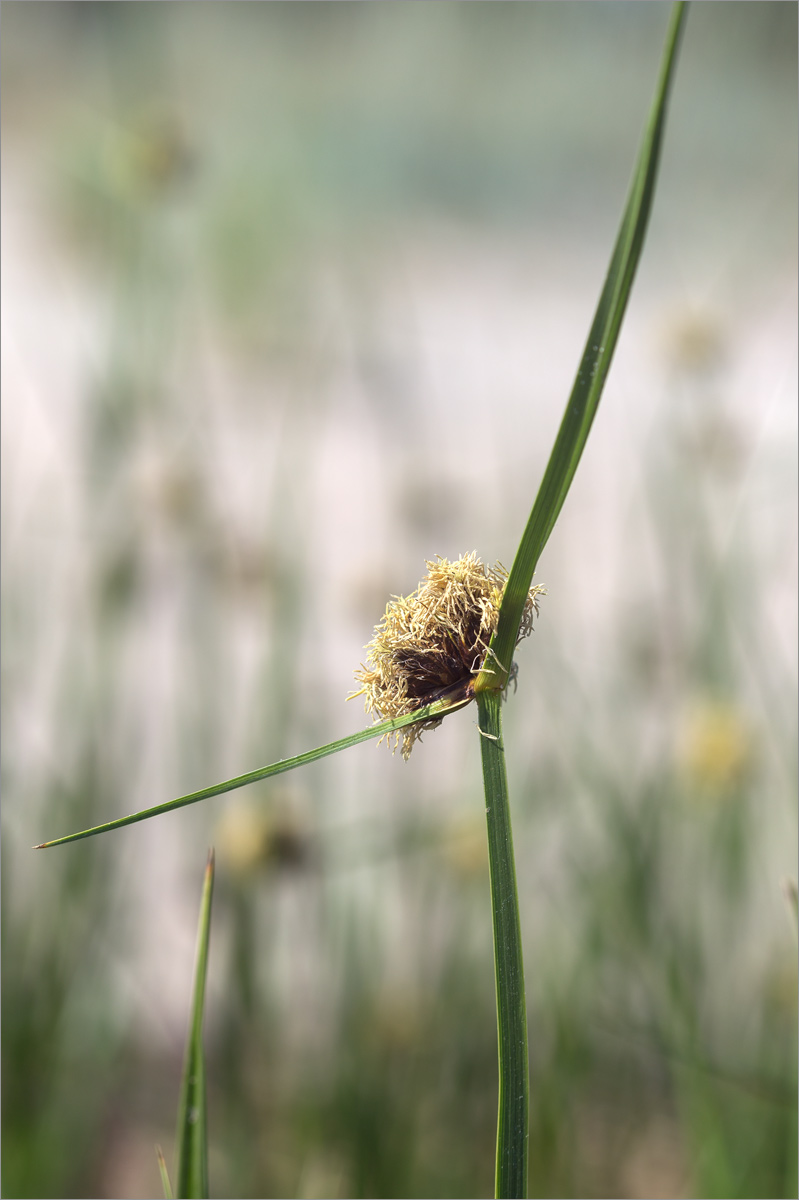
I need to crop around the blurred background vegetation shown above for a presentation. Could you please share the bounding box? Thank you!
[2,3,796,1197]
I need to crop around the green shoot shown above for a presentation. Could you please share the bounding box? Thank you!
[174,850,215,1200]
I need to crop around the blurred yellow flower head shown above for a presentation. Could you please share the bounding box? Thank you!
[215,801,311,877]
[679,700,753,798]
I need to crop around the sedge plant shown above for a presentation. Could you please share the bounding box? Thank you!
[36,5,688,1196]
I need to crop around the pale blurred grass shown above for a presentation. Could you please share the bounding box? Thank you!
[2,4,796,1198]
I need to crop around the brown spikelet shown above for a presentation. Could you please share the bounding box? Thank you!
[350,553,544,759]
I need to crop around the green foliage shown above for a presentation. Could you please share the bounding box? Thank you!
[174,852,215,1200]
[482,3,687,690]
[4,3,796,1199]
[35,698,472,848]
[478,690,529,1197]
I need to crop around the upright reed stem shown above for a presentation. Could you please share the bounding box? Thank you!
[477,689,529,1199]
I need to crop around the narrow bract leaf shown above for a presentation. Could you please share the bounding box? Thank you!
[175,850,215,1200]
[476,1,688,692]
[35,696,472,848]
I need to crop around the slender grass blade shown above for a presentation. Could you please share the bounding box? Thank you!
[156,1145,174,1200]
[175,850,215,1200]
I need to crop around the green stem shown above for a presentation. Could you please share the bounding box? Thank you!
[477,690,529,1199]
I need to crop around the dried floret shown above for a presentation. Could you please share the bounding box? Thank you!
[351,553,544,758]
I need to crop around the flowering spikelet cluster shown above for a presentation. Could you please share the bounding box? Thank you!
[351,553,544,759]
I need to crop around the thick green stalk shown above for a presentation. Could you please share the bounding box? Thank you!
[477,690,528,1199]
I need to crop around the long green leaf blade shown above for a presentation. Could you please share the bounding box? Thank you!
[175,850,215,1200]
[34,696,472,848]
[477,1,688,692]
